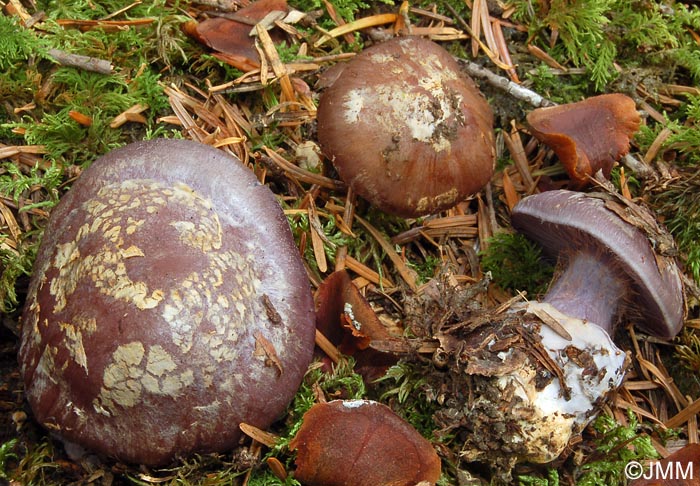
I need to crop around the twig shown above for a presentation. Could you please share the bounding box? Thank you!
[47,49,113,74]
[455,57,554,108]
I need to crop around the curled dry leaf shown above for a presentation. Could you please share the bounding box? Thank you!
[527,94,641,188]
[290,400,441,486]
[314,270,397,381]
[182,0,289,72]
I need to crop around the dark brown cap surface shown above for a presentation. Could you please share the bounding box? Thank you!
[290,399,441,486]
[317,36,496,217]
[19,139,316,465]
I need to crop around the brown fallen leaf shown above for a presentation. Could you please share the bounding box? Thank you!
[182,0,289,72]
[628,443,700,486]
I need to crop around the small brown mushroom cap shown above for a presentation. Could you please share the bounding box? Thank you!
[526,94,641,187]
[317,36,496,217]
[19,139,316,465]
[511,189,684,339]
[290,399,441,486]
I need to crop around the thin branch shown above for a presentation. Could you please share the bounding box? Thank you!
[47,49,113,75]
[455,57,555,108]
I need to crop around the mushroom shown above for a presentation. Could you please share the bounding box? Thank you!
[527,94,641,188]
[19,139,316,465]
[511,189,684,340]
[314,270,397,381]
[290,399,441,486]
[470,189,682,463]
[316,36,496,218]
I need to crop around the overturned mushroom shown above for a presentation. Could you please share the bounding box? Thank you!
[507,190,683,458]
[527,94,641,188]
[290,399,441,486]
[511,189,684,340]
[317,36,496,217]
[446,189,684,469]
[19,139,316,465]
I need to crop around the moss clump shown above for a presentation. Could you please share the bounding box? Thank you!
[511,0,700,91]
[480,232,554,296]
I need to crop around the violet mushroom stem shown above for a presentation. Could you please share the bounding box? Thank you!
[540,251,624,336]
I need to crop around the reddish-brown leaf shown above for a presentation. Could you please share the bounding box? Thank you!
[182,0,288,72]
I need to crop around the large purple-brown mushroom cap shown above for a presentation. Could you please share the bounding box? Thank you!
[19,139,316,465]
[317,36,496,218]
[511,189,684,339]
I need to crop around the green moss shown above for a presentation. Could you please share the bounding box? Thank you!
[377,362,438,437]
[0,161,63,312]
[8,439,59,486]
[286,210,352,275]
[0,439,18,481]
[523,64,589,104]
[518,469,560,486]
[576,412,660,485]
[479,232,554,296]
[407,253,442,285]
[516,411,660,486]
[288,0,394,46]
[511,0,700,91]
[0,16,48,71]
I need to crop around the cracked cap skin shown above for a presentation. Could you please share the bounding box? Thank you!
[19,139,316,466]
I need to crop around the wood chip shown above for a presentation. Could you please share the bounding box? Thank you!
[502,169,520,210]
[262,146,344,190]
[308,199,328,273]
[315,329,342,364]
[503,127,537,192]
[110,103,149,128]
[253,331,283,376]
[345,255,395,288]
[524,301,573,341]
[666,397,700,429]
[255,23,296,104]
